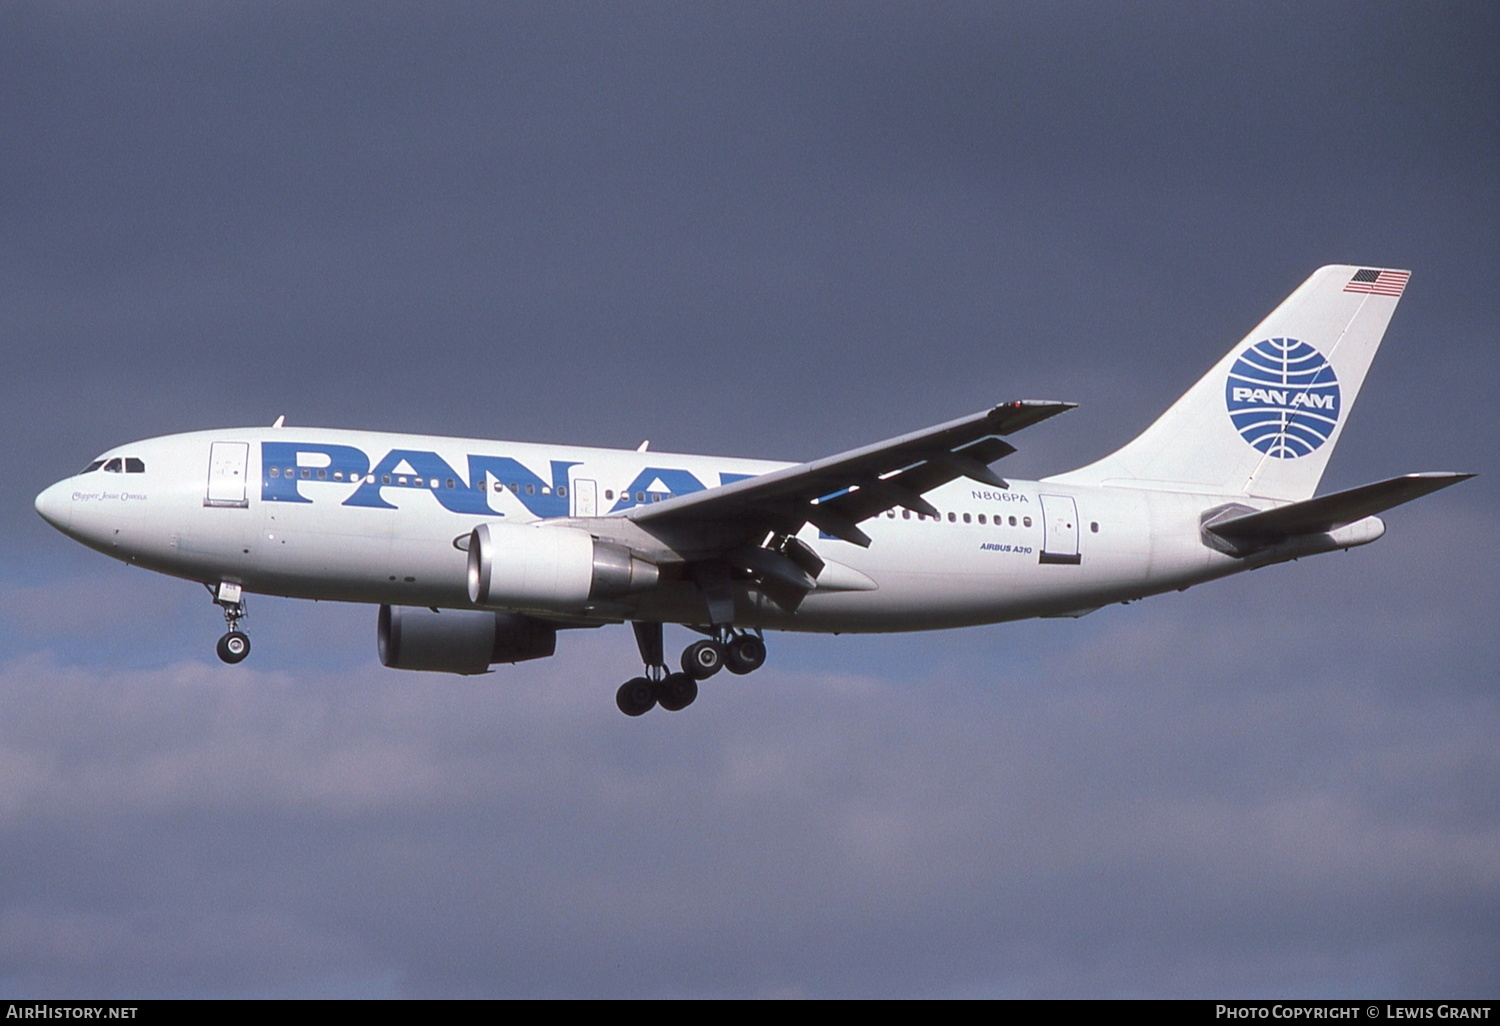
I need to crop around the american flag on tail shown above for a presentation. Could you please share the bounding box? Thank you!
[1344,268,1410,297]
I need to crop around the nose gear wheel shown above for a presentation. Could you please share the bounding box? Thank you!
[207,581,252,666]
[216,631,251,664]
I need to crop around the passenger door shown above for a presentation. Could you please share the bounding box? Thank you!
[204,442,250,508]
[1038,493,1082,565]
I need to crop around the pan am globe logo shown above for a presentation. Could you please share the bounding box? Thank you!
[1224,337,1341,459]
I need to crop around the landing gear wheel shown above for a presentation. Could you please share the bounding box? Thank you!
[681,639,726,680]
[725,634,766,675]
[616,677,657,717]
[209,582,250,665]
[216,631,251,664]
[655,672,699,712]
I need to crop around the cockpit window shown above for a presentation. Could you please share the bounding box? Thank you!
[125,457,145,473]
[80,460,105,474]
[103,458,123,473]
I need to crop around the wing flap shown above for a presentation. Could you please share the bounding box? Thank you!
[819,437,1017,524]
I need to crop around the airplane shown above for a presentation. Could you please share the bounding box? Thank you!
[34,265,1471,716]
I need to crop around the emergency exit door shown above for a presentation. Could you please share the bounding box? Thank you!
[572,479,598,518]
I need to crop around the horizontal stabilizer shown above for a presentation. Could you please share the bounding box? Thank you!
[1206,472,1473,543]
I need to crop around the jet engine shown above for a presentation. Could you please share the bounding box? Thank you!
[466,522,658,611]
[378,604,557,675]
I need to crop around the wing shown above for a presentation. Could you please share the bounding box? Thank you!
[623,399,1073,546]
[533,400,1074,618]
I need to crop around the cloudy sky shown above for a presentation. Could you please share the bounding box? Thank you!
[2,1,1495,998]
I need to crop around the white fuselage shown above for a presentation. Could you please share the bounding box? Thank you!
[34,426,1344,634]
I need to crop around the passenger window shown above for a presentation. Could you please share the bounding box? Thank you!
[636,492,645,503]
[902,509,911,520]
[605,490,614,500]
[978,514,986,524]
[947,512,955,523]
[526,484,535,495]
[962,513,971,524]
[1009,516,1017,526]
[1091,522,1099,533]
[1023,516,1032,528]
[103,458,123,473]
[125,457,145,473]
[446,479,455,489]
[382,475,391,485]
[493,482,502,492]
[333,471,343,481]
[269,466,280,478]
[301,468,311,479]
[317,469,327,480]
[557,486,567,498]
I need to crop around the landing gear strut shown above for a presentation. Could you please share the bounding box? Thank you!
[208,581,251,665]
[615,622,767,716]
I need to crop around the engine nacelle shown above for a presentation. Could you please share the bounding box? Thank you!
[465,522,658,611]
[378,604,556,675]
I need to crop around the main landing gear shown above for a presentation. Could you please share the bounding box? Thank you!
[616,622,768,717]
[208,581,251,665]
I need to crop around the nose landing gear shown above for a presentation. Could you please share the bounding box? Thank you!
[208,581,251,665]
[216,630,250,664]
[616,622,766,716]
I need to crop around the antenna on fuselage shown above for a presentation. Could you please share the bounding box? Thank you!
[636,440,650,452]
[272,415,286,428]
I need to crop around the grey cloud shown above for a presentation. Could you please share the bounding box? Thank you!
[1,523,1494,997]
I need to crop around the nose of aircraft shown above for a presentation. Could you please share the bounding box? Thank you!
[34,479,73,532]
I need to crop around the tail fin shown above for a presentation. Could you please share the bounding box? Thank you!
[1050,265,1411,501]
